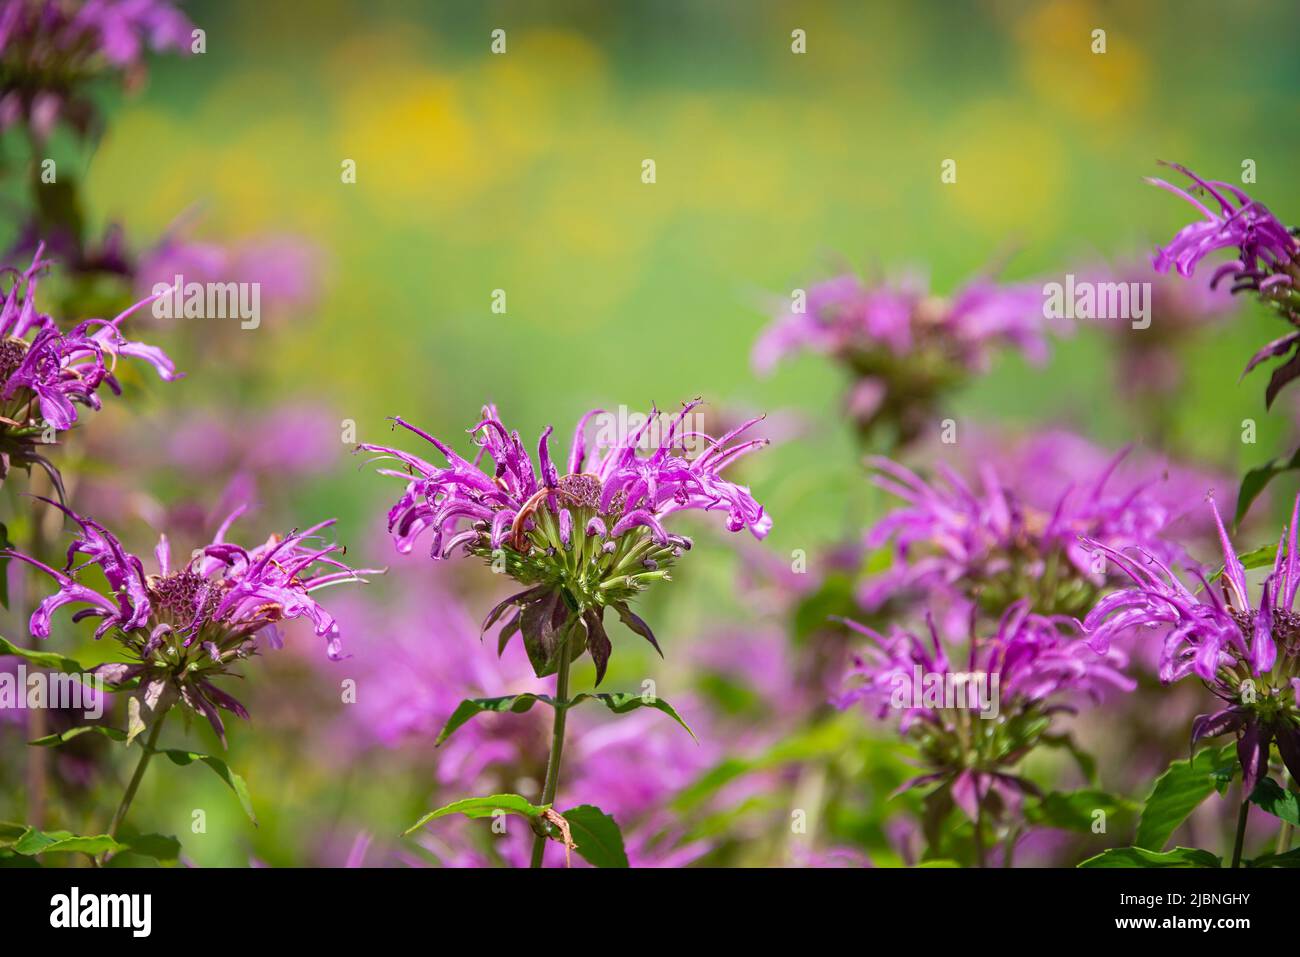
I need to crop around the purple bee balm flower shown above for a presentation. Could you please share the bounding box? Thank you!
[861,450,1191,621]
[359,399,770,684]
[0,0,192,141]
[4,500,374,746]
[1083,493,1300,796]
[136,222,323,321]
[0,245,179,489]
[1149,163,1300,406]
[753,268,1063,447]
[836,601,1133,827]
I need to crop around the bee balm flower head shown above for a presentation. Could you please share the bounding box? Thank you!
[0,246,179,489]
[360,399,771,683]
[5,501,373,746]
[1083,494,1300,796]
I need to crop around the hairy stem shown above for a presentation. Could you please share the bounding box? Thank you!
[530,644,573,868]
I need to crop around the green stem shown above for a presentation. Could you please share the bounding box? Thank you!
[530,646,572,868]
[1230,798,1250,869]
[102,709,168,861]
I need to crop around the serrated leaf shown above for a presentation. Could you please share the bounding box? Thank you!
[157,749,256,825]
[435,690,696,747]
[1135,745,1235,851]
[1249,776,1300,826]
[561,805,628,868]
[404,793,548,836]
[1079,846,1221,868]
[29,725,127,747]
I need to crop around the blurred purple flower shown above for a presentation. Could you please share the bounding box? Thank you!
[136,226,323,321]
[837,601,1132,828]
[0,0,192,140]
[753,268,1064,446]
[861,433,1202,620]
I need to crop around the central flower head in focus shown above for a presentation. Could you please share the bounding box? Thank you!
[360,399,771,683]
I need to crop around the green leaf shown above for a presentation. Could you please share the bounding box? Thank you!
[0,821,30,847]
[571,692,696,740]
[1246,847,1300,867]
[1205,543,1278,586]
[10,828,126,858]
[1135,745,1234,851]
[435,691,695,746]
[404,793,549,836]
[435,694,556,745]
[112,831,182,866]
[157,749,256,825]
[1235,446,1300,529]
[1079,846,1221,868]
[561,805,628,868]
[0,635,87,673]
[29,725,127,747]
[1027,789,1136,833]
[1249,776,1300,826]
